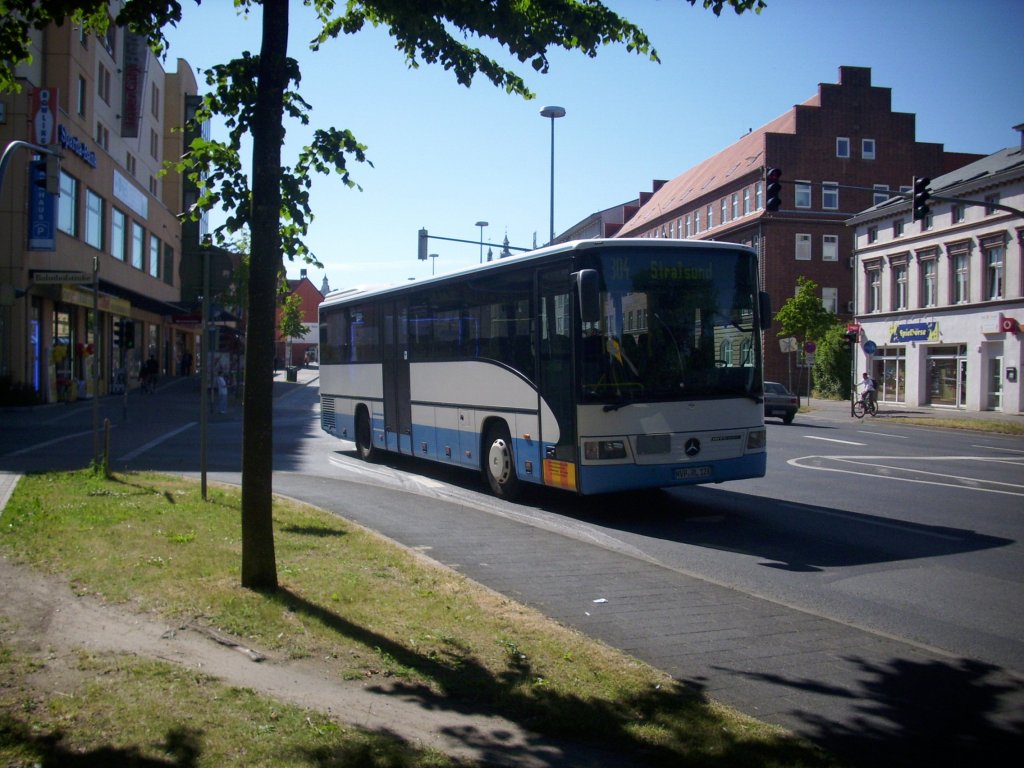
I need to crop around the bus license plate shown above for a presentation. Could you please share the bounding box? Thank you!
[675,466,712,480]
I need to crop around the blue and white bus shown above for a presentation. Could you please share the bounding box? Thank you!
[319,238,771,498]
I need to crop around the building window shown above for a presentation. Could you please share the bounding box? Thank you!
[893,219,904,238]
[720,198,728,224]
[836,137,850,158]
[685,214,692,238]
[867,266,881,312]
[126,152,136,177]
[795,233,812,261]
[694,211,701,234]
[731,193,739,220]
[94,121,109,151]
[131,222,145,270]
[953,204,965,224]
[822,234,839,261]
[706,204,713,229]
[921,258,937,307]
[58,172,78,236]
[873,184,890,206]
[985,244,1004,300]
[867,226,878,244]
[97,64,111,104]
[892,262,908,310]
[952,251,969,304]
[741,338,753,367]
[822,182,839,210]
[719,340,733,366]
[149,235,161,278]
[85,190,104,250]
[755,181,763,210]
[822,286,838,314]
[150,128,159,160]
[111,208,126,261]
[76,76,87,117]
[102,17,116,56]
[742,188,751,215]
[862,138,876,159]
[795,181,811,208]
[163,244,175,286]
[984,194,999,215]
[151,83,160,119]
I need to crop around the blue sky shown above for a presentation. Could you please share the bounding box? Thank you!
[163,0,1023,291]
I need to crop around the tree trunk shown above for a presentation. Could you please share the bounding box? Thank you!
[240,0,289,591]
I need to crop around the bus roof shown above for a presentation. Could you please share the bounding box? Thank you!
[318,238,755,308]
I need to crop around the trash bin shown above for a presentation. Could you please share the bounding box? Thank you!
[286,366,297,382]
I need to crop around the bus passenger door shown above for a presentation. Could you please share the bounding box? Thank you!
[538,267,575,460]
[382,301,412,453]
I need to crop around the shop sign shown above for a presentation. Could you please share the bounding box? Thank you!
[889,321,938,344]
[27,160,55,251]
[60,285,131,315]
[30,87,57,145]
[57,125,97,168]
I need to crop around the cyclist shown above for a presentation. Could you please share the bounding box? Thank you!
[859,372,877,411]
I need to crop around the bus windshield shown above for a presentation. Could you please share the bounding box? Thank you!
[579,246,762,406]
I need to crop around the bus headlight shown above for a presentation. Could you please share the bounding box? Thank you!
[584,439,627,460]
[747,429,766,450]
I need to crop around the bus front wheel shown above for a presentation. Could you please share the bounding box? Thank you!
[355,408,376,462]
[484,423,522,500]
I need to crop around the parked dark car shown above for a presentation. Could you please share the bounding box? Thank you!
[763,381,798,424]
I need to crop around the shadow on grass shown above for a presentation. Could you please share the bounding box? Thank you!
[272,586,831,768]
[0,718,201,767]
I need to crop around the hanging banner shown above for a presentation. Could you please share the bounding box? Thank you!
[121,32,149,138]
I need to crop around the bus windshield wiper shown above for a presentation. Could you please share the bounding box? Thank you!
[603,400,636,412]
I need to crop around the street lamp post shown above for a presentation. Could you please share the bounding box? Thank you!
[429,253,438,275]
[540,105,565,245]
[475,220,488,264]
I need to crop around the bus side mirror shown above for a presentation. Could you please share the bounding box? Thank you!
[759,291,772,331]
[574,269,600,323]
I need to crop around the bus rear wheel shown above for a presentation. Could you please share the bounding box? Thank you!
[355,408,376,461]
[484,423,522,500]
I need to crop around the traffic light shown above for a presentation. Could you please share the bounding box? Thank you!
[912,176,931,221]
[845,331,859,346]
[44,154,61,195]
[112,319,122,347]
[765,167,782,212]
[123,321,135,349]
[418,228,428,261]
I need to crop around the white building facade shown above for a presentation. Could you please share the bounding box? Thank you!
[847,129,1024,414]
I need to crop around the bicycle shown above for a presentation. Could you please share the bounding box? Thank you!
[852,396,877,418]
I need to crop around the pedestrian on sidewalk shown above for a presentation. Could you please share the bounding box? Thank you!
[215,369,228,414]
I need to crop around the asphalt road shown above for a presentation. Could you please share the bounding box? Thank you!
[2,375,1022,767]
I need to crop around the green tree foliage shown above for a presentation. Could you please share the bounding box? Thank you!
[278,292,309,342]
[774,276,834,347]
[1,0,766,590]
[812,322,854,399]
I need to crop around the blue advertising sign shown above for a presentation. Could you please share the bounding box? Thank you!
[863,340,878,354]
[27,160,55,251]
[889,321,938,344]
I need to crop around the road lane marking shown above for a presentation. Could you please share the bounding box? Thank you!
[117,422,196,462]
[858,430,909,438]
[803,436,866,446]
[789,454,1024,496]
[6,428,108,456]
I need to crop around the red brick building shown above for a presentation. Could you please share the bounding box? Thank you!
[614,66,981,391]
[274,270,323,367]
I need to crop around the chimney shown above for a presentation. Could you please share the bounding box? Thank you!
[1015,123,1024,150]
[300,268,307,279]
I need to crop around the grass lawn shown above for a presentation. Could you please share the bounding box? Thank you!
[0,470,839,767]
